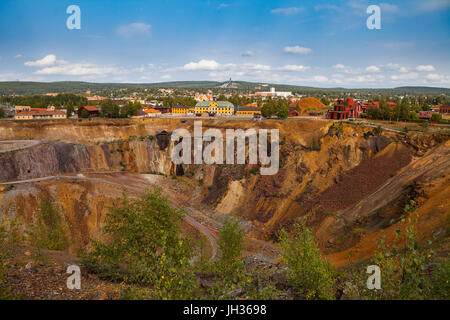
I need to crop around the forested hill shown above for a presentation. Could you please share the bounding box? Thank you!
[0,81,449,96]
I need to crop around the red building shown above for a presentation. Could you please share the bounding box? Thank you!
[439,103,450,114]
[327,98,362,120]
[288,106,299,117]
[360,100,379,113]
[419,111,433,119]
[77,106,99,118]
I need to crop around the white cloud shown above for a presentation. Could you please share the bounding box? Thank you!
[170,60,235,72]
[416,65,435,72]
[0,73,45,81]
[418,0,450,12]
[424,73,450,85]
[161,74,172,79]
[182,60,225,71]
[283,45,312,55]
[24,54,59,67]
[426,73,442,81]
[313,75,328,82]
[366,65,381,73]
[332,64,362,74]
[116,22,151,38]
[26,56,126,77]
[348,75,382,83]
[0,73,18,81]
[384,63,409,73]
[279,65,309,72]
[379,3,399,13]
[241,63,271,71]
[241,50,255,57]
[14,54,23,59]
[34,63,124,76]
[271,7,303,15]
[391,72,419,81]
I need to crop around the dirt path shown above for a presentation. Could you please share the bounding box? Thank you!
[0,140,41,153]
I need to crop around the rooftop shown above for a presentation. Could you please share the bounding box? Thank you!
[195,101,234,107]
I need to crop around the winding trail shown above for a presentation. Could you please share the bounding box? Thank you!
[0,174,218,260]
[0,140,42,153]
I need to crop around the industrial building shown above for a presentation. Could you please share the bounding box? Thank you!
[14,106,67,120]
[194,101,234,115]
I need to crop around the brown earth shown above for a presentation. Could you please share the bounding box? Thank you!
[289,97,328,115]
[0,118,448,269]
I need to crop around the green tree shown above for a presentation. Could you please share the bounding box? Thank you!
[261,98,275,118]
[320,97,330,106]
[81,108,89,119]
[0,108,4,118]
[82,190,197,299]
[66,101,74,117]
[278,223,335,300]
[431,113,442,122]
[277,104,289,119]
[100,99,120,118]
[120,101,141,118]
[367,106,381,119]
[216,218,245,281]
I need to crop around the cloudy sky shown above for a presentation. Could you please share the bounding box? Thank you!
[0,0,449,88]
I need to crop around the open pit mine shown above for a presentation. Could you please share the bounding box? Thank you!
[0,118,448,299]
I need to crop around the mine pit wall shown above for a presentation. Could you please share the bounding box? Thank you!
[0,139,176,182]
[2,119,446,255]
[0,180,137,252]
[0,119,410,213]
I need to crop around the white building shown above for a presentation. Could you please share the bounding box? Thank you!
[255,87,292,98]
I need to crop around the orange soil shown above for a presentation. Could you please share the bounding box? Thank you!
[326,176,450,267]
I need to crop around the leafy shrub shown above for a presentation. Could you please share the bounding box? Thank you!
[373,125,383,136]
[205,218,281,299]
[29,198,69,251]
[278,223,335,299]
[0,226,13,299]
[431,113,442,122]
[372,201,433,299]
[81,190,197,299]
[216,218,245,281]
[333,122,344,138]
[430,259,450,299]
[246,165,260,178]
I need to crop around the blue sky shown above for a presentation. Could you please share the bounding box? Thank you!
[0,0,449,88]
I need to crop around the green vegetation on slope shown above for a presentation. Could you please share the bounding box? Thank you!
[81,190,197,299]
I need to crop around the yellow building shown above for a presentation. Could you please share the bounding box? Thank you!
[194,101,234,115]
[235,106,262,116]
[14,105,66,120]
[170,105,195,114]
